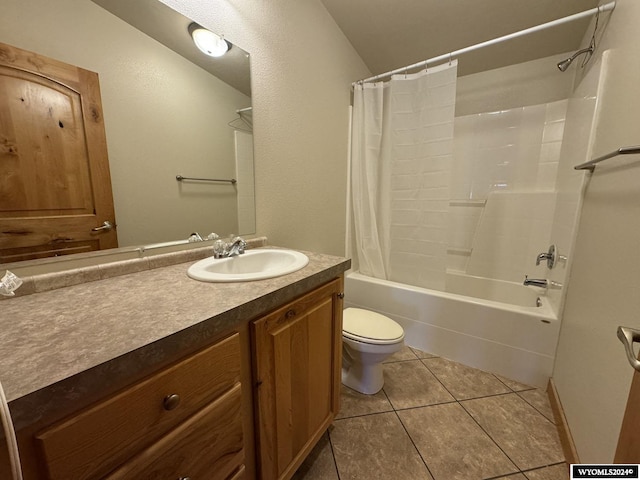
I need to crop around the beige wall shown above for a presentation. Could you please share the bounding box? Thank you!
[160,0,370,256]
[0,0,251,247]
[456,53,574,116]
[552,0,640,462]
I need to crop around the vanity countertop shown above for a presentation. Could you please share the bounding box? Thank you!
[0,248,349,429]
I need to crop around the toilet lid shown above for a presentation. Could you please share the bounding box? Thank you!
[343,308,404,345]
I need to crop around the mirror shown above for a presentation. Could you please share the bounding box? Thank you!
[0,0,254,266]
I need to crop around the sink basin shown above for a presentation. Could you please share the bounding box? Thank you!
[187,248,309,282]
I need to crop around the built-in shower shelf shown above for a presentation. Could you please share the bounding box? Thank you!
[574,145,640,171]
[449,200,486,207]
[447,247,472,256]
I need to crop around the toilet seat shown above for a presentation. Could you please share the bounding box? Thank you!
[343,308,404,345]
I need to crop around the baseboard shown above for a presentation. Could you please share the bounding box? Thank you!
[547,378,580,464]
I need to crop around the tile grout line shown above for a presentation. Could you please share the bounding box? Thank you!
[385,357,520,480]
[491,373,560,427]
[419,358,520,403]
[520,461,567,479]
[325,350,563,480]
[456,397,525,478]
[384,387,437,480]
[419,358,523,479]
[513,390,557,426]
[484,461,568,480]
[491,373,537,394]
[326,428,342,480]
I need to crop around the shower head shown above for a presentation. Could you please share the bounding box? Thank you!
[558,5,601,72]
[557,46,595,72]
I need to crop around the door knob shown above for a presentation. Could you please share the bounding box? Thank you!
[617,326,640,372]
[91,220,114,233]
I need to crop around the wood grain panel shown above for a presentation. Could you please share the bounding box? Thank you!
[36,333,241,480]
[0,41,117,261]
[104,383,244,480]
[547,378,579,464]
[615,359,640,462]
[0,69,93,213]
[252,278,343,480]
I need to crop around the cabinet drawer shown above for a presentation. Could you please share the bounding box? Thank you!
[36,333,241,480]
[104,382,244,480]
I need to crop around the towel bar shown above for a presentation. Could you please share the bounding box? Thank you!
[574,145,640,171]
[176,175,237,184]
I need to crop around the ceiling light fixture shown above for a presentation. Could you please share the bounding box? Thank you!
[188,23,230,57]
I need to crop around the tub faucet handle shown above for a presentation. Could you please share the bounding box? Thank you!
[535,244,556,269]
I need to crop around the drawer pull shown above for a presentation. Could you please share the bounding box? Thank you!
[178,477,191,480]
[285,309,296,319]
[163,393,181,411]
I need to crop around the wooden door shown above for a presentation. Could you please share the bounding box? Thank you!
[614,353,640,462]
[0,41,117,263]
[252,278,343,480]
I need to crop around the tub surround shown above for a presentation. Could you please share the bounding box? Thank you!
[0,246,349,428]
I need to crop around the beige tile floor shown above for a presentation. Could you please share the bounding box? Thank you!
[292,346,567,480]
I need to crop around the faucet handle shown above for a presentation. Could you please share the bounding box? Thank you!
[535,244,556,269]
[213,239,227,258]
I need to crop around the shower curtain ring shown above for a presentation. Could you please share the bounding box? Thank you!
[448,53,452,66]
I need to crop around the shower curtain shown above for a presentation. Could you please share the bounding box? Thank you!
[351,61,457,291]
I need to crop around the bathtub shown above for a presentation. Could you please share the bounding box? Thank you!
[344,271,559,388]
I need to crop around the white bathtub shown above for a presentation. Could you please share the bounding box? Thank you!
[344,271,559,388]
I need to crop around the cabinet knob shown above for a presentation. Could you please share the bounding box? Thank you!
[285,309,297,319]
[163,393,181,411]
[337,292,345,299]
[178,477,191,480]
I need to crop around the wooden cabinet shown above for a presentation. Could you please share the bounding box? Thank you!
[35,333,244,480]
[1,276,345,480]
[252,278,344,480]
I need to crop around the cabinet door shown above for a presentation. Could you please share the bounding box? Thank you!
[252,278,343,480]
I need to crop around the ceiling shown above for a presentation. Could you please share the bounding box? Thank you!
[320,0,600,78]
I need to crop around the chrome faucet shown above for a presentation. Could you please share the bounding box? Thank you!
[227,236,247,257]
[213,236,247,258]
[523,276,548,288]
[535,244,556,268]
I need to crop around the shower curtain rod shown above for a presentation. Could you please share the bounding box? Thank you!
[354,1,616,85]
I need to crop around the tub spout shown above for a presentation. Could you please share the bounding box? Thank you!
[523,276,547,288]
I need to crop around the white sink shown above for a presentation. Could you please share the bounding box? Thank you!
[187,248,309,282]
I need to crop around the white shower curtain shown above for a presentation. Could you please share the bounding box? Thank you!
[351,61,458,290]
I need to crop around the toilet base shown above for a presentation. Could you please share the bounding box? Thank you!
[342,362,384,395]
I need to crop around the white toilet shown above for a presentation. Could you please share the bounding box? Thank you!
[342,307,405,395]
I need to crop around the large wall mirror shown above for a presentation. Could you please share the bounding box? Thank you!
[0,0,254,267]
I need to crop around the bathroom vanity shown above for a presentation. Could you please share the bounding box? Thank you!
[0,247,349,480]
